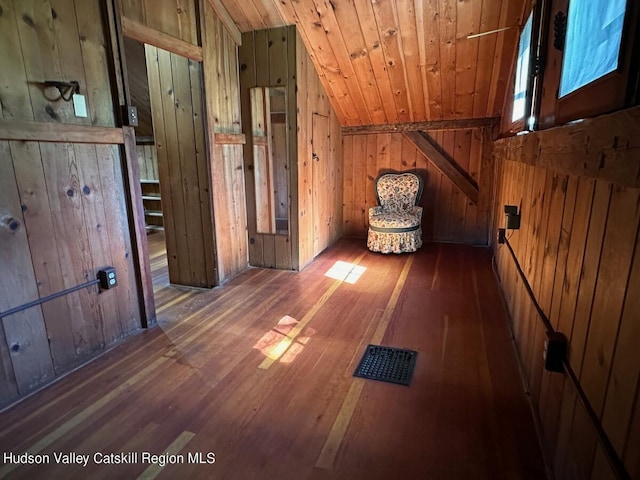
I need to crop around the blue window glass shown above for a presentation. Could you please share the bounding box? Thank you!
[512,13,533,122]
[559,0,627,97]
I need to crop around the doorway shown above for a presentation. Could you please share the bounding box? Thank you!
[312,113,330,257]
[122,36,216,293]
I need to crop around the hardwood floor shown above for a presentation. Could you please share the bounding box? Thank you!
[0,235,547,479]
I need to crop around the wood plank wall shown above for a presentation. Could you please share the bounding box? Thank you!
[0,0,115,127]
[0,0,141,408]
[342,128,492,245]
[492,106,640,479]
[240,26,343,271]
[145,44,215,288]
[239,26,297,270]
[136,144,158,180]
[296,30,343,269]
[202,4,247,282]
[118,0,199,45]
[120,0,248,284]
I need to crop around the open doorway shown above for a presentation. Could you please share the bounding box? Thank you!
[123,37,169,295]
[121,38,164,292]
[122,36,216,298]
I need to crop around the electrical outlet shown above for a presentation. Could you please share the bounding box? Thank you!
[504,205,518,215]
[97,267,117,290]
[497,228,506,244]
[506,213,521,230]
[504,205,521,230]
[123,105,138,127]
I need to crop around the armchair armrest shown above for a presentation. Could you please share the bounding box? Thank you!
[369,206,383,219]
[409,205,423,222]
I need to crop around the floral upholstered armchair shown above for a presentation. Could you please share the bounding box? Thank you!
[367,172,424,254]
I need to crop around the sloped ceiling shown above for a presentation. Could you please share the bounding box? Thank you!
[218,0,527,127]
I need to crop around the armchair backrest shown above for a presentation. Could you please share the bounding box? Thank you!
[375,172,423,213]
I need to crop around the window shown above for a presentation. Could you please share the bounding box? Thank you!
[512,13,534,122]
[559,0,627,97]
[506,0,639,132]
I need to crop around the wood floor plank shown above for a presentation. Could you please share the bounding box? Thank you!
[0,237,546,480]
[137,431,195,480]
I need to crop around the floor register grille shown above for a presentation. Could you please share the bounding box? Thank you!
[353,344,417,386]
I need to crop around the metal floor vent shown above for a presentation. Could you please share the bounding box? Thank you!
[353,344,417,386]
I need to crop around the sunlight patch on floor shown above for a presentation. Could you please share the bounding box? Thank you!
[253,315,315,365]
[324,260,367,284]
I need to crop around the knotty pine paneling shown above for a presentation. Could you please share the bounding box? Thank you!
[0,142,53,403]
[218,0,525,126]
[136,144,158,181]
[145,44,215,288]
[121,0,248,284]
[239,27,299,270]
[343,129,491,245]
[0,0,115,126]
[119,0,199,45]
[0,140,142,408]
[492,107,640,479]
[240,26,343,271]
[296,30,343,269]
[0,0,142,408]
[202,4,247,283]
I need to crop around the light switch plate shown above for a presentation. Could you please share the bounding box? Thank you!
[73,93,88,118]
[123,105,138,126]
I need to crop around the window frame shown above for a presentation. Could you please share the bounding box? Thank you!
[506,0,640,133]
[503,5,540,134]
[554,0,639,123]
[512,11,535,126]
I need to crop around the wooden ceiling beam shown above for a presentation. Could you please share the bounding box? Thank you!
[404,131,479,204]
[121,17,203,61]
[342,117,499,135]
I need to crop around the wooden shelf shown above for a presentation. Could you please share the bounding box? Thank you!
[140,180,163,230]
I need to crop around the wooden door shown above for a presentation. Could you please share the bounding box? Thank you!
[312,114,331,256]
[145,45,216,288]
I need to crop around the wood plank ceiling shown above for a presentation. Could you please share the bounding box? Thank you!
[219,0,527,126]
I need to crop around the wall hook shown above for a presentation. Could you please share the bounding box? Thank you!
[43,80,79,102]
